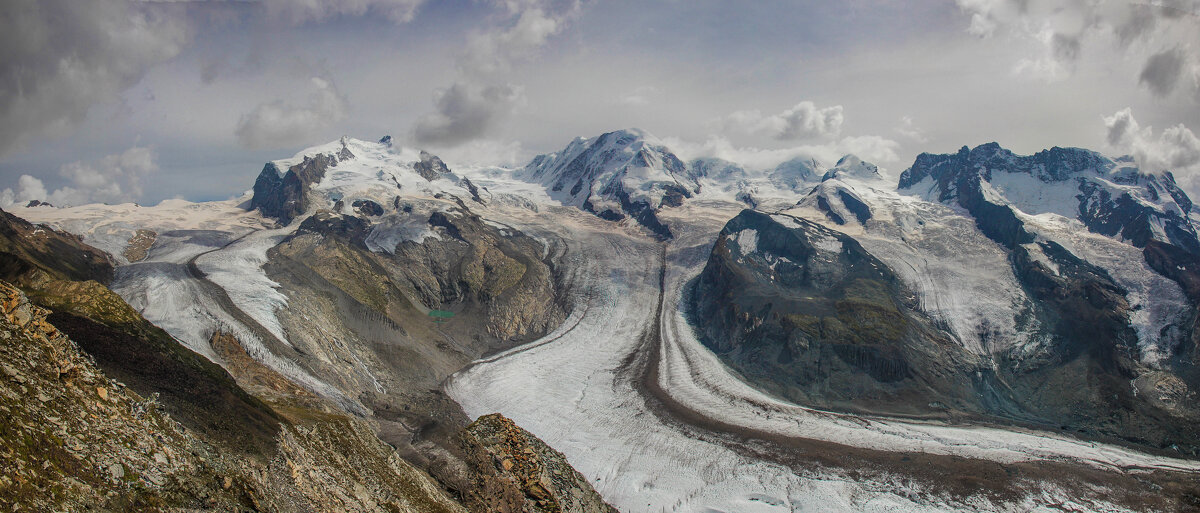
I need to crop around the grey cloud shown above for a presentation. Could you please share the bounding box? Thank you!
[1104,107,1138,147]
[262,0,426,25]
[235,77,349,150]
[1140,48,1186,97]
[1051,33,1081,63]
[0,0,189,157]
[413,83,523,147]
[725,102,845,141]
[1115,4,1158,47]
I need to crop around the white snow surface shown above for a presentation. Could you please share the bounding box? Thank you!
[733,228,758,255]
[7,198,271,264]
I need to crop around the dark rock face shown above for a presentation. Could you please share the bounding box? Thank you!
[806,183,873,226]
[583,187,674,240]
[461,177,485,203]
[250,152,341,225]
[0,208,113,285]
[352,199,385,217]
[692,210,984,417]
[694,209,1200,454]
[414,150,451,181]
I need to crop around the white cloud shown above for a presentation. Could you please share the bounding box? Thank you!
[1104,108,1200,197]
[663,133,900,173]
[235,76,349,150]
[0,146,158,208]
[723,101,845,141]
[0,0,189,157]
[458,1,581,78]
[895,116,928,143]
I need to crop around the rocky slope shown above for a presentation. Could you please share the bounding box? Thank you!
[460,414,616,513]
[0,279,469,512]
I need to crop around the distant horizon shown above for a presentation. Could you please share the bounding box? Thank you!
[2,1,1198,206]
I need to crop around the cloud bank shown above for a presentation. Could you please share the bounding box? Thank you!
[723,101,845,141]
[235,77,349,150]
[1,146,158,208]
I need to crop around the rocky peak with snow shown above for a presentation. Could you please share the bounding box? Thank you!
[519,128,698,239]
[898,142,1200,255]
[414,150,451,181]
[248,137,469,226]
[797,155,882,226]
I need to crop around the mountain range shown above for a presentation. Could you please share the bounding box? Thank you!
[4,128,1200,512]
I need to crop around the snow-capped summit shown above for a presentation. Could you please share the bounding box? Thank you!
[821,154,880,181]
[518,128,698,238]
[796,155,881,226]
[769,156,822,191]
[249,137,467,225]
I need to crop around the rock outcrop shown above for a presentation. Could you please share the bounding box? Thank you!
[692,210,985,417]
[459,414,617,513]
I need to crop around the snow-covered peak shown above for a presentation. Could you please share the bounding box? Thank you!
[822,154,881,182]
[248,136,477,225]
[516,128,696,238]
[769,156,823,191]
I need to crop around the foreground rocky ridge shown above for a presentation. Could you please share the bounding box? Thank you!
[0,206,610,512]
[0,279,468,512]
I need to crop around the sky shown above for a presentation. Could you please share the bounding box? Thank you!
[1,0,1199,207]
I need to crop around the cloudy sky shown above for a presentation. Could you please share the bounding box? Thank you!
[1,0,1198,206]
